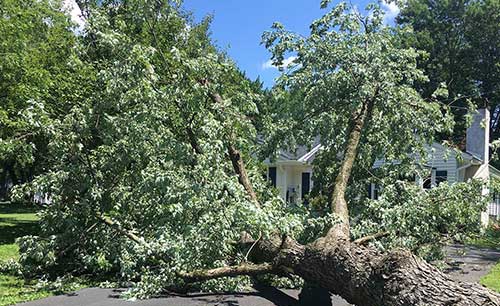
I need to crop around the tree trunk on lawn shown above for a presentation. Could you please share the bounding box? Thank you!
[248,234,500,306]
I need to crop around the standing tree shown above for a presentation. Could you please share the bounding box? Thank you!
[0,0,92,197]
[10,1,499,306]
[396,0,500,164]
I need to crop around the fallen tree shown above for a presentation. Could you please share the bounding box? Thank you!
[173,2,498,304]
[9,1,497,306]
[185,234,500,306]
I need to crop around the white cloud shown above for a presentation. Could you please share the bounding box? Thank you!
[381,1,400,24]
[261,60,274,70]
[262,56,298,70]
[62,0,85,29]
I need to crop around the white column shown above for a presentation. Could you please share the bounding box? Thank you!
[481,182,490,228]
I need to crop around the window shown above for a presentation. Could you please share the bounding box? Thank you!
[368,183,379,200]
[422,169,447,189]
[268,167,277,187]
[373,184,379,200]
[301,172,311,205]
[422,168,437,189]
[435,170,448,186]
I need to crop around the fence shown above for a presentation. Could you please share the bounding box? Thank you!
[488,195,500,218]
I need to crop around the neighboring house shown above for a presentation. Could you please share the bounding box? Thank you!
[264,108,500,224]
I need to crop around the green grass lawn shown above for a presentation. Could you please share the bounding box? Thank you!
[0,201,51,306]
[469,226,500,292]
[467,227,500,250]
[481,262,500,292]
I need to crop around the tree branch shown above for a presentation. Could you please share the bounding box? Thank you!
[328,88,378,239]
[98,215,148,247]
[227,144,259,204]
[353,231,389,245]
[205,91,260,206]
[179,263,275,283]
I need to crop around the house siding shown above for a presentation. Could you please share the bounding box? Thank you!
[267,143,498,204]
[373,144,458,184]
[425,144,458,184]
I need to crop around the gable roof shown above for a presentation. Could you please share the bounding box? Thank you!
[268,139,500,180]
[297,144,322,162]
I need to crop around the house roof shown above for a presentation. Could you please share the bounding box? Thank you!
[490,165,500,179]
[429,142,483,164]
[268,139,500,180]
[268,137,322,164]
[297,144,322,162]
[462,150,484,163]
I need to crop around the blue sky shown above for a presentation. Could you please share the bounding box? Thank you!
[182,1,399,87]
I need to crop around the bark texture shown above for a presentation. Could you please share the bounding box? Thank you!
[250,235,500,306]
[329,95,376,238]
[227,144,259,204]
[180,263,275,282]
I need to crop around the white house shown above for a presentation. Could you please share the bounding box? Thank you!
[264,108,500,223]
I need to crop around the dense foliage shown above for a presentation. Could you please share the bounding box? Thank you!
[351,180,487,261]
[397,0,500,163]
[259,0,487,261]
[260,1,454,212]
[0,0,492,299]
[5,0,335,297]
[0,0,91,196]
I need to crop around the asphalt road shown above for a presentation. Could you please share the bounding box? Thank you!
[18,286,351,306]
[444,244,500,283]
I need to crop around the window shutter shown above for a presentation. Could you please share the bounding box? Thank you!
[268,167,277,188]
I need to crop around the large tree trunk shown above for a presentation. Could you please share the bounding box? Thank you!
[184,233,500,305]
[249,235,500,306]
[176,89,500,305]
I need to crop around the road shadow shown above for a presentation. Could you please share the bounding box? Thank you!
[109,285,300,306]
[105,284,343,306]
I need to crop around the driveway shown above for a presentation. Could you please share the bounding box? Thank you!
[18,244,500,306]
[444,244,500,283]
[17,285,351,306]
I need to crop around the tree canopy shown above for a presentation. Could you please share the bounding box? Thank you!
[0,0,94,196]
[397,0,500,157]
